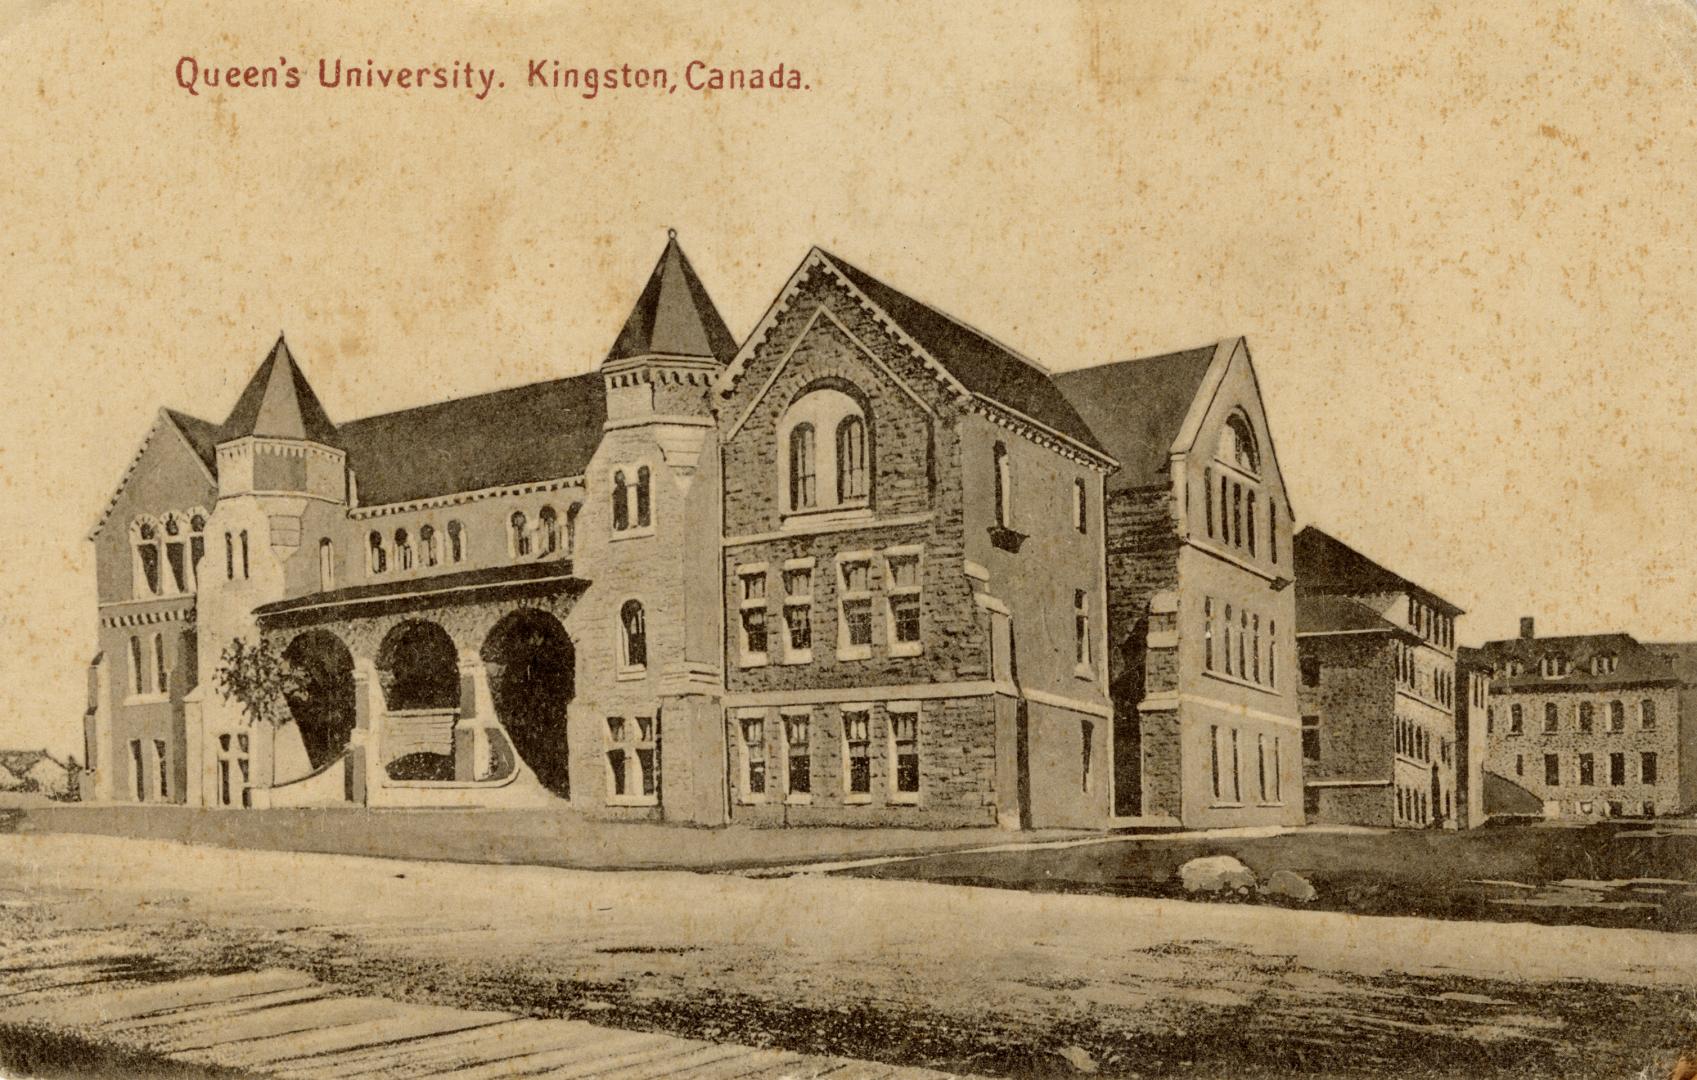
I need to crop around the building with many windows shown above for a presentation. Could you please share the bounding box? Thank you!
[1293,527,1465,828]
[1475,619,1693,819]
[82,237,1304,830]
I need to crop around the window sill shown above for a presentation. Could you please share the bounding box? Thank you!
[781,503,872,529]
[609,527,656,542]
[605,795,658,807]
[738,794,768,805]
[1073,663,1095,681]
[1209,801,1245,809]
[843,793,872,805]
[837,645,872,662]
[780,651,812,666]
[889,641,923,659]
[887,793,920,806]
[123,694,170,706]
[785,794,812,806]
[616,666,648,682]
[1200,668,1279,697]
[739,653,770,669]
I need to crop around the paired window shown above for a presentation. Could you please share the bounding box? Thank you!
[784,713,811,798]
[780,388,871,517]
[737,707,919,804]
[1406,598,1454,649]
[605,716,659,802]
[369,519,467,576]
[843,709,872,800]
[130,511,209,598]
[127,634,169,699]
[1592,654,1618,675]
[837,555,874,661]
[216,732,251,808]
[884,549,923,657]
[619,600,647,672]
[612,467,653,533]
[1209,724,1242,804]
[1202,597,1276,689]
[1540,655,1571,678]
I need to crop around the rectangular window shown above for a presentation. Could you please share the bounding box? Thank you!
[885,550,923,656]
[784,714,811,798]
[129,636,145,696]
[1257,734,1268,803]
[782,565,813,662]
[1642,752,1658,786]
[1271,737,1282,803]
[1268,620,1278,689]
[636,715,659,799]
[843,709,871,799]
[1543,703,1558,734]
[1545,753,1560,787]
[1231,483,1243,547]
[1609,752,1625,786]
[993,443,1013,529]
[889,709,920,802]
[1609,701,1625,733]
[1204,469,1215,538]
[1510,704,1523,734]
[1578,703,1593,733]
[738,568,768,665]
[605,717,628,797]
[1073,589,1092,673]
[740,716,766,799]
[838,557,873,660]
[1073,478,1088,534]
[129,739,145,801]
[154,635,168,697]
[1268,499,1279,564]
[1204,597,1215,671]
[152,739,168,801]
[1230,728,1241,802]
[1642,699,1657,730]
[1250,614,1261,684]
[1301,715,1320,762]
[1080,719,1093,792]
[1246,492,1257,557]
[1578,753,1595,786]
[1210,724,1223,801]
[1222,604,1234,676]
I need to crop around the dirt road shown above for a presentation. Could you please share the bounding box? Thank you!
[0,833,1691,1077]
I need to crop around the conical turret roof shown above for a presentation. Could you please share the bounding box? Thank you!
[220,335,340,445]
[605,232,738,366]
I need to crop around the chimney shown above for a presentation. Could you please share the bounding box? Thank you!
[1519,616,1535,640]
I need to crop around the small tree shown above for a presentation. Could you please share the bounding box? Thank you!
[213,637,303,728]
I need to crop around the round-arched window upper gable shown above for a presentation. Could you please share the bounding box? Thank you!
[1217,412,1261,475]
[777,384,872,516]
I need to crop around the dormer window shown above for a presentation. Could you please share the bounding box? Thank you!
[1540,655,1570,678]
[1592,654,1617,675]
[778,386,871,519]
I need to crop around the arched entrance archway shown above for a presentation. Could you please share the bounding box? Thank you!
[376,619,460,781]
[481,608,575,797]
[281,630,356,772]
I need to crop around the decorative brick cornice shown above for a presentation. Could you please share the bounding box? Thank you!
[100,602,194,628]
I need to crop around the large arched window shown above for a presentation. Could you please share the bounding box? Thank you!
[538,506,559,555]
[620,600,647,671]
[836,416,867,501]
[368,530,387,575]
[779,386,871,517]
[1219,412,1261,475]
[446,520,465,563]
[789,424,817,510]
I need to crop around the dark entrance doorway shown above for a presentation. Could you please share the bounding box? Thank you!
[281,630,357,772]
[482,608,575,797]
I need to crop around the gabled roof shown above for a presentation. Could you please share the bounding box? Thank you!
[1294,526,1463,615]
[606,233,738,366]
[1296,594,1410,637]
[164,409,221,474]
[220,336,341,445]
[339,372,606,506]
[1053,345,1219,489]
[815,251,1106,454]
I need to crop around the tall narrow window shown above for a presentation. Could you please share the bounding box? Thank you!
[153,633,167,696]
[368,531,386,574]
[844,710,871,798]
[447,520,465,563]
[1204,468,1215,538]
[636,715,659,799]
[741,716,766,797]
[836,416,868,501]
[1642,699,1657,730]
[636,466,652,527]
[783,565,813,662]
[1223,604,1234,676]
[418,525,437,568]
[1609,700,1626,733]
[838,557,873,660]
[1230,727,1241,802]
[1238,608,1248,677]
[538,507,558,555]
[993,442,1012,529]
[1268,620,1278,688]
[1231,484,1243,547]
[1578,702,1593,733]
[1081,719,1094,792]
[1211,724,1223,800]
[1073,589,1091,670]
[1510,704,1523,733]
[738,569,769,664]
[318,538,335,590]
[1545,753,1561,786]
[1543,702,1558,734]
[1219,475,1230,539]
[1246,492,1258,557]
[1072,478,1087,534]
[188,513,207,590]
[130,739,145,801]
[565,504,579,557]
[240,530,249,579]
[620,600,647,671]
[1257,734,1269,803]
[132,519,162,597]
[886,551,922,656]
[153,739,169,801]
[509,513,530,558]
[890,710,920,801]
[1204,597,1215,671]
[129,636,145,696]
[785,714,811,796]
[790,425,817,510]
[163,515,187,594]
[1251,614,1261,683]
[1578,753,1595,786]
[612,471,630,531]
[605,717,629,797]
[395,528,413,570]
[1268,499,1279,564]
[1642,752,1659,785]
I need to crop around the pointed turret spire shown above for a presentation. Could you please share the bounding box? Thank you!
[605,231,738,367]
[220,334,339,445]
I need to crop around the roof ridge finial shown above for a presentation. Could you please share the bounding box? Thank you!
[667,227,677,241]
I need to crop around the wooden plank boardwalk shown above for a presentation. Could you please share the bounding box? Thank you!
[0,960,971,1078]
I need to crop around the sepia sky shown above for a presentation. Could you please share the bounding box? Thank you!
[2,1,1696,757]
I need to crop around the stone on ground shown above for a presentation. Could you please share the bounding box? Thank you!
[1263,869,1319,903]
[1178,855,1256,895]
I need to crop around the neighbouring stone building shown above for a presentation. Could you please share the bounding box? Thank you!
[1055,341,1304,829]
[1294,527,1465,828]
[1454,646,1492,828]
[82,236,1306,830]
[1476,619,1695,819]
